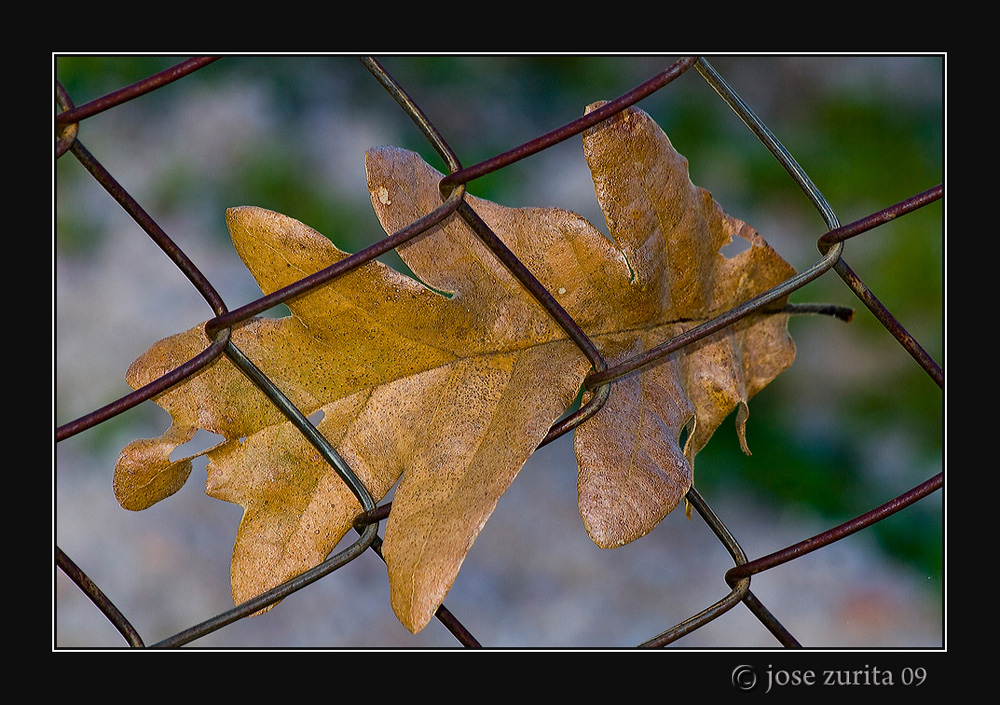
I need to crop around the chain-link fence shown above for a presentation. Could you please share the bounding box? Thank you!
[55,55,944,649]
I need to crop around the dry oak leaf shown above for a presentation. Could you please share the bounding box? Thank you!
[114,103,796,634]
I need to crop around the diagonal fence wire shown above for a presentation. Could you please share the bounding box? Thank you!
[54,55,944,648]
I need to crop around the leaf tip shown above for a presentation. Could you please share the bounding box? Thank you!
[735,401,752,456]
[224,204,261,231]
[114,435,195,511]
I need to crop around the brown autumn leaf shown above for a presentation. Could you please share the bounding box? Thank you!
[114,103,796,634]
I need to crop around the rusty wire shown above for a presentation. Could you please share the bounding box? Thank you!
[54,55,944,648]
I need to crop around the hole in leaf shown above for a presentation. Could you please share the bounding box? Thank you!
[309,409,325,425]
[169,428,226,461]
[719,234,751,259]
[261,303,292,319]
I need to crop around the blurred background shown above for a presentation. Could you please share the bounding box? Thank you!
[54,54,944,648]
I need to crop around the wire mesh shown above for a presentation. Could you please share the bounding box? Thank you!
[54,54,944,649]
